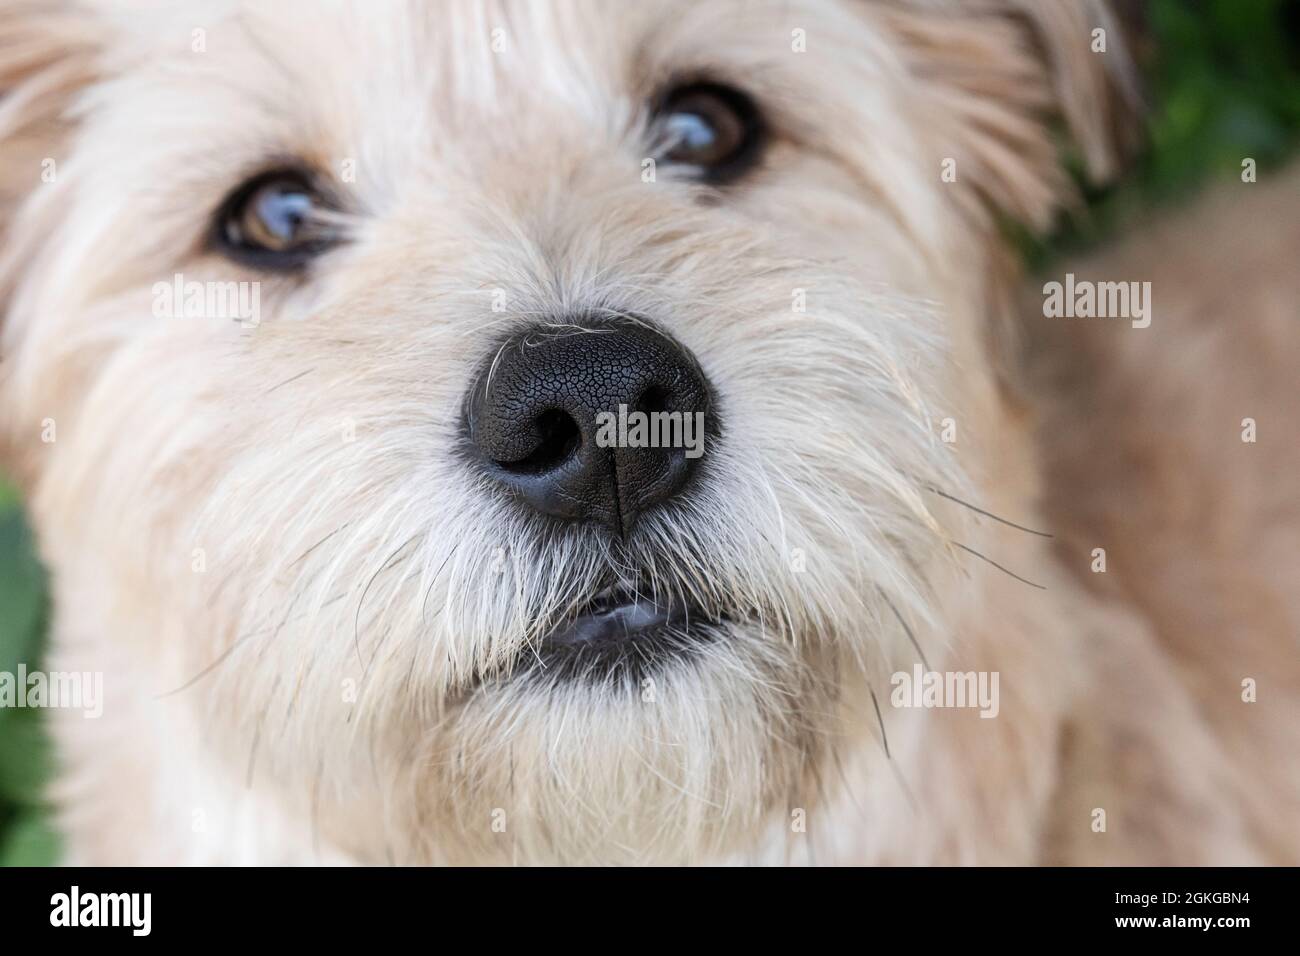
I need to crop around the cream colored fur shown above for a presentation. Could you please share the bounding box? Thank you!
[0,0,1292,864]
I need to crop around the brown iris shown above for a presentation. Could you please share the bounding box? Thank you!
[655,82,764,181]
[214,170,335,270]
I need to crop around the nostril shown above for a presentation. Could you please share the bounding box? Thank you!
[494,408,582,475]
[635,384,671,416]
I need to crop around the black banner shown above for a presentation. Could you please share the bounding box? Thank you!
[0,866,1288,941]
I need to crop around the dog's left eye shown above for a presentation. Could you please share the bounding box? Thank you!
[213,170,337,270]
[652,82,764,181]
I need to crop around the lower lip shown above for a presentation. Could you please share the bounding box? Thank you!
[543,595,679,649]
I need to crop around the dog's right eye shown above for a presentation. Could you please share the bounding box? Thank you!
[212,171,338,270]
[652,82,765,182]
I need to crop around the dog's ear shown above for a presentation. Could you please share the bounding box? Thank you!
[0,3,103,475]
[886,0,1147,232]
[0,2,103,240]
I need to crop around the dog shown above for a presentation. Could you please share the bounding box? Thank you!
[0,0,1294,865]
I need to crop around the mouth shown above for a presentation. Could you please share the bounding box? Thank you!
[544,584,683,647]
[530,582,729,681]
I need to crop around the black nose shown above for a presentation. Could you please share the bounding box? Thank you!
[465,320,713,538]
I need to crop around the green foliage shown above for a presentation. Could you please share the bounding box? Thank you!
[1144,0,1300,192]
[0,810,61,867]
[1018,0,1300,268]
[0,504,47,676]
[0,492,59,865]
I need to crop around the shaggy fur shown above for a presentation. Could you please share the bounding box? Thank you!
[0,0,1292,865]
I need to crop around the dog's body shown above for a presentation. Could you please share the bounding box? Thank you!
[1026,167,1300,865]
[0,0,1294,864]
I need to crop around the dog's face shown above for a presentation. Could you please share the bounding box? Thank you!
[0,0,1130,862]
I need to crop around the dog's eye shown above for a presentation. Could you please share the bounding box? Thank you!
[213,171,336,270]
[653,83,763,181]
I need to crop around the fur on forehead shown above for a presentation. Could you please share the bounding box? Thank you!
[0,0,1140,225]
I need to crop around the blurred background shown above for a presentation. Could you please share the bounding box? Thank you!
[2,0,1299,865]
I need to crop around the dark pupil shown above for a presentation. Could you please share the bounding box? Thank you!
[253,185,313,243]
